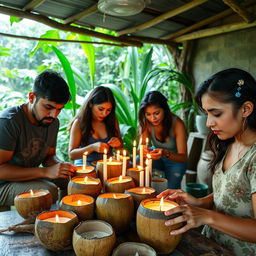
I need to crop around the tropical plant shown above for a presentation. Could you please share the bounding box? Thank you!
[104,47,164,152]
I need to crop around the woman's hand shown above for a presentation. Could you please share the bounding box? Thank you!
[157,189,210,235]
[149,148,162,160]
[157,189,199,206]
[93,142,109,153]
[164,204,211,235]
[107,137,122,148]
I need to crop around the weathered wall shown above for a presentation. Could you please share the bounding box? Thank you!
[191,27,256,89]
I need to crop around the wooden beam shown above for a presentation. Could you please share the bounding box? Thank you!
[63,4,98,25]
[173,20,256,42]
[0,32,126,47]
[0,6,143,47]
[223,0,255,23]
[117,0,209,36]
[22,0,46,11]
[121,35,179,47]
[162,0,256,40]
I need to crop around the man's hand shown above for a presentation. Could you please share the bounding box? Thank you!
[45,162,76,179]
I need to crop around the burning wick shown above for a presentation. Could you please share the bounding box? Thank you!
[55,214,60,223]
[29,189,34,196]
[113,194,117,199]
[109,157,113,162]
[77,200,82,206]
[84,176,88,183]
[142,188,146,194]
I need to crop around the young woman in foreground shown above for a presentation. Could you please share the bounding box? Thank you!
[158,68,256,255]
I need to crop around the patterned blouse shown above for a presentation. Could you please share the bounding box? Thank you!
[203,143,256,256]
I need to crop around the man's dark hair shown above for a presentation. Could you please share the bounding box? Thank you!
[33,70,71,104]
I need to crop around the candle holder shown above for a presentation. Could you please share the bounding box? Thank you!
[136,198,182,254]
[68,176,102,197]
[151,177,168,194]
[14,189,52,219]
[35,210,79,251]
[59,194,94,221]
[127,167,144,187]
[96,193,134,234]
[112,242,157,256]
[125,187,156,211]
[105,176,135,193]
[73,220,116,256]
[75,166,96,177]
[96,159,122,182]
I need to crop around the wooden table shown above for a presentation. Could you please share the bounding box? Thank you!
[0,209,234,256]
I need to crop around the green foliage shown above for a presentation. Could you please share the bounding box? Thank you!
[0,46,11,56]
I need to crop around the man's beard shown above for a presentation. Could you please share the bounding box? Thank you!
[32,106,55,127]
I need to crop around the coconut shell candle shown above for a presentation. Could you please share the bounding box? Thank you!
[68,176,102,197]
[59,194,94,221]
[127,167,144,187]
[14,189,52,219]
[136,198,182,254]
[105,176,135,193]
[125,187,156,210]
[112,242,157,256]
[35,210,79,251]
[96,158,122,182]
[75,165,96,177]
[96,193,134,234]
[73,220,116,256]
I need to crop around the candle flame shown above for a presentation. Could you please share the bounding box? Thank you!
[142,187,146,193]
[137,165,143,171]
[145,158,149,165]
[117,150,120,155]
[29,189,34,196]
[84,151,88,156]
[133,140,136,147]
[160,197,164,211]
[146,137,149,144]
[119,175,122,182]
[84,176,88,183]
[113,194,117,199]
[147,153,151,159]
[123,150,126,156]
[109,157,113,162]
[55,214,60,223]
[104,148,107,154]
[78,200,82,206]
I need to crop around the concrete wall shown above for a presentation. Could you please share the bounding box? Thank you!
[191,27,256,90]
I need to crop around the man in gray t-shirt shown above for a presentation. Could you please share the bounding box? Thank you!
[0,70,76,206]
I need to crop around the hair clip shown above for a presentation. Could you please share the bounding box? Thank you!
[235,79,244,98]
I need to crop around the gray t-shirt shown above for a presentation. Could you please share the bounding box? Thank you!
[0,105,59,183]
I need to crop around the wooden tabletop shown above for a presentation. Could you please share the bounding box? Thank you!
[0,209,234,256]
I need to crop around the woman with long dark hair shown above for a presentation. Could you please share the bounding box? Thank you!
[158,68,256,255]
[68,86,122,166]
[138,91,187,188]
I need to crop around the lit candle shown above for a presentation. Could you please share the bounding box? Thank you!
[43,214,71,223]
[116,150,120,161]
[83,151,88,171]
[147,154,152,186]
[122,150,127,177]
[145,137,149,150]
[139,138,144,168]
[103,148,108,182]
[109,175,131,184]
[133,140,137,168]
[135,252,140,256]
[139,170,144,187]
[73,176,100,185]
[143,198,177,212]
[145,158,150,187]
[17,189,49,198]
